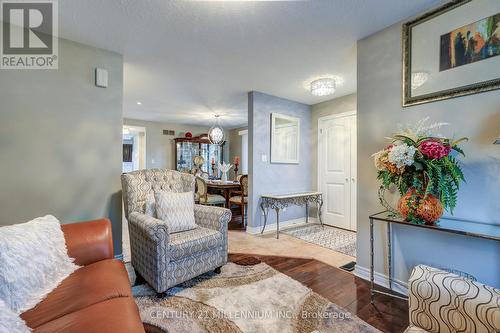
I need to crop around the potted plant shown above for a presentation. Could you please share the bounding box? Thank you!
[373,118,468,224]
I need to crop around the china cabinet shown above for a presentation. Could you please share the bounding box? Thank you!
[174,134,224,177]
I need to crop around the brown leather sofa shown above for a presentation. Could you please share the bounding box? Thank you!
[20,219,145,333]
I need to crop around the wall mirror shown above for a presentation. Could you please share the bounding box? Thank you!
[271,113,300,164]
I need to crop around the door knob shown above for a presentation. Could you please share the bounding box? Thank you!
[352,178,355,182]
[345,178,349,182]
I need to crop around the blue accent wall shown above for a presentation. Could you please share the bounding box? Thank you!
[248,91,312,228]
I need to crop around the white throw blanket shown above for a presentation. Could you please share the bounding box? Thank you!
[0,299,31,333]
[0,215,79,314]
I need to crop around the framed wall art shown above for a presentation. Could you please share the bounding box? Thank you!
[402,0,500,106]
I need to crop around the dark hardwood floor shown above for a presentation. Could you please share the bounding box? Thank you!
[229,253,408,333]
[228,207,246,230]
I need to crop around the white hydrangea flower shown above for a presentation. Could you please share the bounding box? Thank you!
[388,143,417,168]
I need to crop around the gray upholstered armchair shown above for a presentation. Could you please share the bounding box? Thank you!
[121,169,231,293]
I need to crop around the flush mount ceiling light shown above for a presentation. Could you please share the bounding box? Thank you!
[208,115,225,145]
[310,78,336,96]
[136,101,142,105]
[411,71,429,90]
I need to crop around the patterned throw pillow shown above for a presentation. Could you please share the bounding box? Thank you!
[145,193,156,217]
[154,191,196,233]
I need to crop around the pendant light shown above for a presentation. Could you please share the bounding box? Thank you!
[208,115,225,145]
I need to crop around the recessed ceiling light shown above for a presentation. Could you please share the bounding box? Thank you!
[310,78,336,96]
[136,101,142,105]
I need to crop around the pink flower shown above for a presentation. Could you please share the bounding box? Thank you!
[419,140,451,159]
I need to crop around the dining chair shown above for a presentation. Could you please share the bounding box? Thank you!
[229,174,248,226]
[196,176,226,207]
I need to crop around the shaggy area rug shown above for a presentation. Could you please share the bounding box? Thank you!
[282,224,357,257]
[131,261,379,333]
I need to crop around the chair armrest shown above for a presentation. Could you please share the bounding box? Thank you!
[128,212,170,290]
[408,265,500,333]
[194,204,231,233]
[61,219,113,266]
[128,212,170,244]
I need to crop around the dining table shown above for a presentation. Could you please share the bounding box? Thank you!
[206,180,241,208]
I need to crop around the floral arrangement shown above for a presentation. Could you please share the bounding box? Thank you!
[373,118,468,224]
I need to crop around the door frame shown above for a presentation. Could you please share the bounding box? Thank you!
[317,110,357,230]
[123,125,147,171]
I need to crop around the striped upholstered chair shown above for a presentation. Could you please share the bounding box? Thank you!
[405,265,500,333]
[121,169,231,293]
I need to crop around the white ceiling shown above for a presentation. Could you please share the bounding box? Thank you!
[58,0,443,128]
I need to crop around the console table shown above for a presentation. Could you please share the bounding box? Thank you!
[260,192,323,239]
[369,211,500,303]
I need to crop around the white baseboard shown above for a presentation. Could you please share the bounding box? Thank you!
[354,264,408,296]
[246,217,318,235]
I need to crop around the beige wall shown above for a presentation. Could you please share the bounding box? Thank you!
[123,118,230,170]
[311,93,357,191]
[228,126,248,178]
[0,38,124,254]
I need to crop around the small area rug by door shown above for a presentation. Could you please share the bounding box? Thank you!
[132,260,379,333]
[282,224,356,257]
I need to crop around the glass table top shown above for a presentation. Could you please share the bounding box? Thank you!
[370,211,500,241]
[261,191,322,199]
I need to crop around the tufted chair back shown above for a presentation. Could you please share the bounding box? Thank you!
[121,169,195,219]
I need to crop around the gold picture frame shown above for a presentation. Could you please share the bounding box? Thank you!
[402,0,500,107]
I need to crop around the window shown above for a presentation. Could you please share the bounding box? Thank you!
[239,130,248,174]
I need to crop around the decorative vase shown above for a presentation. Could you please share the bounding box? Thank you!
[221,172,228,183]
[398,188,443,224]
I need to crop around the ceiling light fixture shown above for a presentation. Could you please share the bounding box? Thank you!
[208,115,225,145]
[310,78,336,96]
[136,101,142,105]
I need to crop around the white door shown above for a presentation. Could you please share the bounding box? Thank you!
[318,113,356,231]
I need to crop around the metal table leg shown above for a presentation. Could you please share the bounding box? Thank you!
[260,202,268,234]
[370,220,406,303]
[317,196,324,228]
[370,218,374,304]
[275,208,280,239]
[387,222,392,291]
[305,202,309,223]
